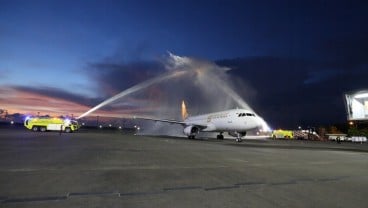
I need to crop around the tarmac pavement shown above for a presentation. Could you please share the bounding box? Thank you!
[0,128,367,207]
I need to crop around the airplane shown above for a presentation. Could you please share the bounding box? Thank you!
[139,101,264,142]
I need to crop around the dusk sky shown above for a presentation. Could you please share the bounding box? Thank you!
[1,0,367,128]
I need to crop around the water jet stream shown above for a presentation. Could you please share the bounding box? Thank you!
[210,74,253,111]
[77,70,186,119]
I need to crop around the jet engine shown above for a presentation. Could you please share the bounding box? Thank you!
[183,125,199,136]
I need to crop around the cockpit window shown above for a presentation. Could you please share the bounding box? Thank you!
[238,113,255,117]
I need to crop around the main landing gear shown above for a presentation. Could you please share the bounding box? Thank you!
[188,135,195,139]
[217,133,224,140]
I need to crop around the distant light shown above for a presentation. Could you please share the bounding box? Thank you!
[349,121,354,126]
[99,125,103,128]
[298,126,302,130]
[10,121,14,125]
[109,124,112,127]
[354,93,368,99]
[134,125,137,128]
[137,127,140,130]
[118,126,122,129]
[82,123,85,126]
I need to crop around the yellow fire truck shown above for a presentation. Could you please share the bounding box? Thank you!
[272,129,294,139]
[24,117,79,133]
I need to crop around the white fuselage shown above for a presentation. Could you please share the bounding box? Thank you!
[184,109,261,133]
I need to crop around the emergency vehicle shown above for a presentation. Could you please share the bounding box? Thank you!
[272,129,294,139]
[24,117,79,133]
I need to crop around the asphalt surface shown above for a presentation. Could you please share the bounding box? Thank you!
[1,127,368,207]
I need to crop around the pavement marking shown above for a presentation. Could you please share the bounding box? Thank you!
[163,186,202,191]
[204,185,240,191]
[270,181,298,186]
[119,191,164,197]
[2,196,67,204]
[234,182,266,186]
[0,168,58,172]
[68,191,120,197]
[0,165,232,172]
[0,196,8,203]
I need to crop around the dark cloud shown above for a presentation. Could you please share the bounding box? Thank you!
[217,54,368,128]
[303,69,344,85]
[316,35,368,68]
[86,60,165,97]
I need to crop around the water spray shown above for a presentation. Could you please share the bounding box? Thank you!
[210,74,253,111]
[78,53,271,134]
[77,70,186,119]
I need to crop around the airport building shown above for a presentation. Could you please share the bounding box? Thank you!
[345,90,368,125]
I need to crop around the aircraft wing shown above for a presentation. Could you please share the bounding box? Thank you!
[137,117,186,125]
[136,117,207,129]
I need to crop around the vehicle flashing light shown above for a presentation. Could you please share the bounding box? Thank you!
[64,119,71,125]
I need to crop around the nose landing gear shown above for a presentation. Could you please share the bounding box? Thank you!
[236,132,246,142]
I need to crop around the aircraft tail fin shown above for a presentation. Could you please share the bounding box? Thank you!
[181,100,188,121]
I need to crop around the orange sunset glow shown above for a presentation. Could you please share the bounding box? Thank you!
[0,87,87,116]
[0,86,160,120]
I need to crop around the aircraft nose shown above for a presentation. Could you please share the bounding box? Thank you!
[255,117,263,128]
